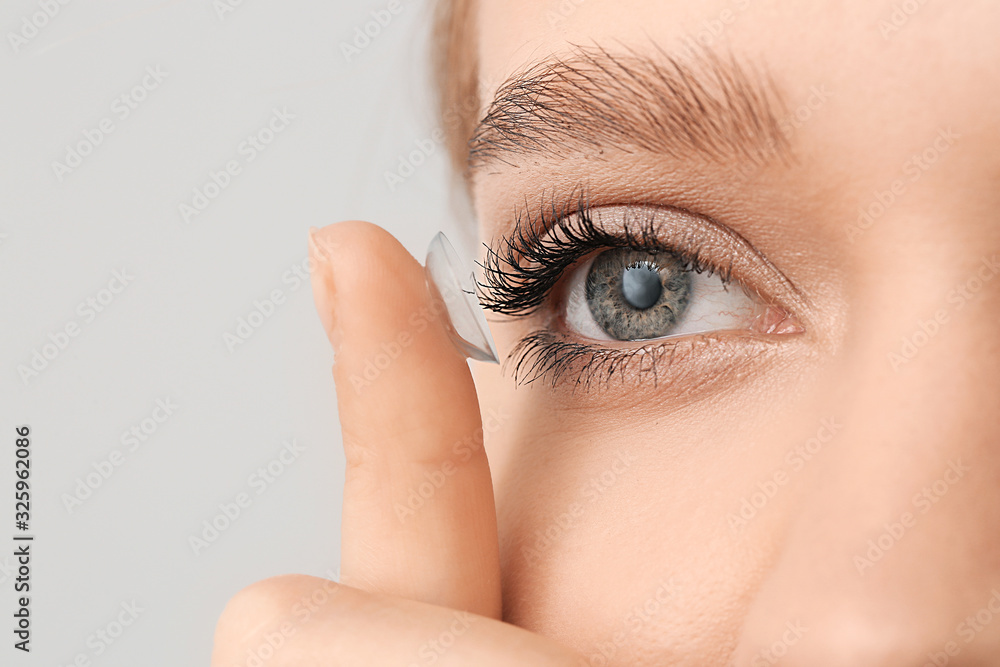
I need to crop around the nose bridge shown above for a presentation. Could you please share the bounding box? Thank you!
[731,255,1000,664]
[797,248,1000,576]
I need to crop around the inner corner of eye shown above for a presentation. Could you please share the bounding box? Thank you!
[558,247,801,343]
[748,303,804,336]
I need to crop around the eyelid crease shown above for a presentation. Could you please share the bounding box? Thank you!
[477,187,808,323]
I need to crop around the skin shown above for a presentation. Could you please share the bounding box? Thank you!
[211,1,1000,665]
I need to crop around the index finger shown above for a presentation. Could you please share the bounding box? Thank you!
[308,220,502,619]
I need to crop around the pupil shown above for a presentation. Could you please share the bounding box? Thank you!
[621,264,662,309]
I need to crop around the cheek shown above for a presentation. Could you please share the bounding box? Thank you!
[485,405,765,663]
[472,303,840,662]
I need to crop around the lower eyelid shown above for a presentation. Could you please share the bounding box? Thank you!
[504,326,794,393]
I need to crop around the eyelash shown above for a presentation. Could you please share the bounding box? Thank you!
[477,189,780,389]
[479,192,730,314]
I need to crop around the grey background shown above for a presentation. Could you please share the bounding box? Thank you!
[1,1,461,663]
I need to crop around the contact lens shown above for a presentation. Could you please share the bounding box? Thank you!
[424,231,499,364]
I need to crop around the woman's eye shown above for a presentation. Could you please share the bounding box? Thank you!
[568,247,742,341]
[479,200,808,386]
[563,247,799,343]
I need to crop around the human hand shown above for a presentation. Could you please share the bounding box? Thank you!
[210,220,583,666]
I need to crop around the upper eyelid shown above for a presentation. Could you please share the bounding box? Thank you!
[479,198,809,323]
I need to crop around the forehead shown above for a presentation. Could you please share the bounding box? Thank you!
[473,0,999,131]
[466,0,1000,225]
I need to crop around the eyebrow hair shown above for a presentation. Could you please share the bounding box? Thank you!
[468,45,790,172]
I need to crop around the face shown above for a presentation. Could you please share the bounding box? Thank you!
[462,1,1000,664]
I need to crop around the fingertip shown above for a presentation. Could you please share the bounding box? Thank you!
[309,220,425,351]
[308,220,472,390]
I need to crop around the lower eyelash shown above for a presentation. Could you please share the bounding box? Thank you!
[508,328,785,392]
[509,329,688,390]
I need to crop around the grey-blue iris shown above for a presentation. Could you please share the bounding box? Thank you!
[585,247,692,341]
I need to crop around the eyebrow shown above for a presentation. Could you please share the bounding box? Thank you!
[468,45,790,172]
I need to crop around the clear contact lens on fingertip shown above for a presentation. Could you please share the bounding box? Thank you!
[424,231,500,364]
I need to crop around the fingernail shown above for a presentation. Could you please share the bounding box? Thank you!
[308,226,340,351]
